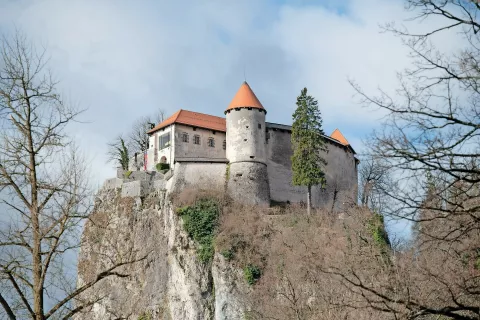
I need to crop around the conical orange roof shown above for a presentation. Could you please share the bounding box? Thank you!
[225,81,265,113]
[331,129,350,146]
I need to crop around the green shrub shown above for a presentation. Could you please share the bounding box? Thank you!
[124,170,132,178]
[221,249,234,260]
[243,312,254,320]
[177,198,220,263]
[138,311,152,320]
[156,162,170,171]
[464,250,480,270]
[367,213,389,247]
[243,264,261,285]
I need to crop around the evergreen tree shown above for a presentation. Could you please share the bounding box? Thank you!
[291,88,328,214]
[107,136,130,170]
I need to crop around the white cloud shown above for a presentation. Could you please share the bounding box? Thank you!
[0,0,463,188]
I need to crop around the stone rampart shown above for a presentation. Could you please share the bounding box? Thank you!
[121,180,151,198]
[103,178,124,190]
[266,129,357,209]
[103,136,357,210]
[227,162,270,206]
[169,162,227,194]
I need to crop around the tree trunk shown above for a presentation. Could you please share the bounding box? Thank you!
[23,87,44,320]
[307,185,312,215]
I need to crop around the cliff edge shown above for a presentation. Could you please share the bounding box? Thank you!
[75,185,247,320]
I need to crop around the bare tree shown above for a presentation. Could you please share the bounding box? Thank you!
[127,111,165,154]
[0,32,145,320]
[335,1,480,318]
[358,158,391,213]
[106,111,164,171]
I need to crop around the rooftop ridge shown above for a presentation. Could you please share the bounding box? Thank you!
[147,109,227,134]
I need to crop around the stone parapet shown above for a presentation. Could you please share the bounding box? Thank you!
[103,178,124,190]
[121,180,150,198]
[164,170,173,181]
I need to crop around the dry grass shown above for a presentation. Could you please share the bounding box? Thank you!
[171,188,389,319]
[170,188,479,319]
[170,187,227,209]
[215,202,388,320]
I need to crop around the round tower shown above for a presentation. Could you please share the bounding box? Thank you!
[224,81,270,206]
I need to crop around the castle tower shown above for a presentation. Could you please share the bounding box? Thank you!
[225,82,270,206]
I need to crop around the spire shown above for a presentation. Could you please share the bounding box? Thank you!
[225,81,265,113]
[331,128,350,146]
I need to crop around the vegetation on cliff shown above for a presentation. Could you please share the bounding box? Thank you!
[177,198,220,263]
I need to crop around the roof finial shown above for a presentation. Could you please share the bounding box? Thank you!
[243,64,247,83]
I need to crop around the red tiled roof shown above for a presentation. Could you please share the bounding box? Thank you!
[330,128,350,146]
[147,109,226,134]
[225,81,265,112]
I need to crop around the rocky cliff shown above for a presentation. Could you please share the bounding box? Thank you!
[75,171,382,320]
[75,187,248,320]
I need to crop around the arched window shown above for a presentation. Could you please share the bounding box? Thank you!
[160,156,167,164]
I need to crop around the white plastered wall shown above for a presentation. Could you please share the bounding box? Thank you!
[147,124,175,170]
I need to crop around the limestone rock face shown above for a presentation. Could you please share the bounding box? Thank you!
[212,257,246,320]
[75,188,245,320]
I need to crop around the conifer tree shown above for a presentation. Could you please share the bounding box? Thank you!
[107,136,130,170]
[291,87,328,214]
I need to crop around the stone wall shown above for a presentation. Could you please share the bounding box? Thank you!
[227,162,270,206]
[174,124,226,160]
[266,128,357,208]
[169,162,227,194]
[103,177,123,190]
[102,169,168,197]
[113,123,357,209]
[121,180,150,198]
[148,124,175,169]
[226,108,266,164]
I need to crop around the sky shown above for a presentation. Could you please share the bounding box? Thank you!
[0,0,464,240]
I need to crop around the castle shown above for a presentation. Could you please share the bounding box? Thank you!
[140,81,359,207]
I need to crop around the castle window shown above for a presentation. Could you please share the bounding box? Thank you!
[258,123,261,129]
[181,132,189,143]
[159,133,170,150]
[208,137,215,148]
[212,130,216,135]
[193,127,197,131]
[193,135,200,145]
[223,140,226,150]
